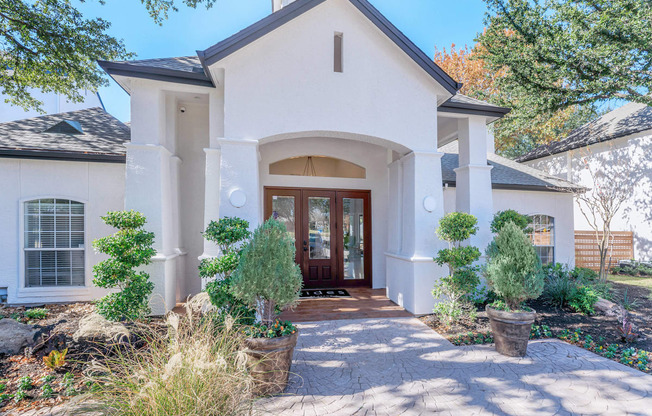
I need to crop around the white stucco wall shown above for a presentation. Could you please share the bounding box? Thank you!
[526,132,652,260]
[259,137,389,289]
[176,102,210,297]
[443,187,576,266]
[213,0,445,152]
[0,158,125,304]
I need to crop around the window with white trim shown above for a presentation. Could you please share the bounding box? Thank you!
[24,199,85,287]
[529,214,554,265]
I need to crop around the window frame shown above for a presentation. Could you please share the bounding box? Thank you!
[529,214,555,265]
[17,196,91,299]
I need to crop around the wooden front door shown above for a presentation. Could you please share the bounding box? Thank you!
[264,187,371,289]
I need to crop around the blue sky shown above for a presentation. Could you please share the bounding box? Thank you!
[80,0,489,121]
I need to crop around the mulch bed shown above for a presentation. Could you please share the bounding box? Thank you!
[0,303,95,415]
[420,280,652,374]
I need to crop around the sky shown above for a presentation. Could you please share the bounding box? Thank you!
[79,0,490,122]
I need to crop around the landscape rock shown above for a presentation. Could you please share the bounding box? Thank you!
[0,318,39,355]
[594,297,620,317]
[72,313,131,344]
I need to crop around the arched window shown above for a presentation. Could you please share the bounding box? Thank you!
[529,214,555,265]
[24,199,85,287]
[270,156,366,179]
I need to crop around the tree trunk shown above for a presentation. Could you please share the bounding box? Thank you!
[260,298,277,327]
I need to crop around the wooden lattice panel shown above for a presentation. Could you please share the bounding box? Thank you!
[575,231,634,271]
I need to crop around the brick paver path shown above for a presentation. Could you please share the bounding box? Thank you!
[257,318,652,415]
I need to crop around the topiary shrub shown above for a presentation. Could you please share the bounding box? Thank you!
[199,217,255,324]
[432,212,481,325]
[491,210,530,233]
[231,219,302,330]
[485,221,545,311]
[93,210,156,321]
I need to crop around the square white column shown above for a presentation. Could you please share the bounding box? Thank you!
[456,116,494,252]
[125,84,179,314]
[386,151,448,315]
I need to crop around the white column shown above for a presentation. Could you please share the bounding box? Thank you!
[386,150,448,315]
[125,84,178,314]
[455,116,494,252]
[217,138,261,231]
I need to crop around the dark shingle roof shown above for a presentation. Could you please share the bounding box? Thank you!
[114,56,205,74]
[440,142,578,192]
[0,107,129,162]
[517,102,652,162]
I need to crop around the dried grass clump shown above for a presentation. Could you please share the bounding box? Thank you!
[84,307,253,416]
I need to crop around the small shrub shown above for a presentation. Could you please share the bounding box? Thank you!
[491,210,530,233]
[200,217,255,325]
[84,309,253,415]
[41,383,54,398]
[61,372,76,396]
[18,376,33,391]
[24,308,48,320]
[543,273,577,307]
[43,348,68,369]
[612,261,652,277]
[432,212,481,326]
[568,286,598,315]
[93,210,156,321]
[232,219,302,329]
[570,267,599,282]
[485,222,545,310]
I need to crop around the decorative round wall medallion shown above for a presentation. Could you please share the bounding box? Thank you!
[423,196,437,212]
[229,190,247,208]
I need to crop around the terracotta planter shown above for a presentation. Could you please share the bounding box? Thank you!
[486,306,536,357]
[243,330,299,396]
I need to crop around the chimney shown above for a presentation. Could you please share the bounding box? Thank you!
[272,0,297,12]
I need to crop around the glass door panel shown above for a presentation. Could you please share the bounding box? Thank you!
[272,195,297,238]
[343,198,364,280]
[308,197,331,260]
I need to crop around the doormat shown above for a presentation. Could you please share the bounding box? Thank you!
[300,289,351,298]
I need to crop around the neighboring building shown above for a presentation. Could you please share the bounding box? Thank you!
[0,89,103,123]
[0,108,128,305]
[1,0,577,314]
[519,102,652,261]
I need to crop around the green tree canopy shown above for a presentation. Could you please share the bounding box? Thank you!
[478,0,652,118]
[0,0,214,111]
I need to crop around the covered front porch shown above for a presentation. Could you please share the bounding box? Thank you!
[279,287,412,322]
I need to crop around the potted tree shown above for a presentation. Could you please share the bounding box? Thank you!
[231,219,303,396]
[485,221,545,357]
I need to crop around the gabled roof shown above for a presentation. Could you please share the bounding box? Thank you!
[0,107,129,163]
[439,94,511,120]
[517,102,652,162]
[439,141,579,192]
[198,0,461,94]
[100,0,462,95]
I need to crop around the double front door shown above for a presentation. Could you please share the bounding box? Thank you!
[264,187,371,289]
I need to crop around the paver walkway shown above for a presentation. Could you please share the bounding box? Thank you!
[257,318,652,415]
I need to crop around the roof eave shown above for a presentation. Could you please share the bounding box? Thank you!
[443,180,577,193]
[439,102,511,121]
[0,148,126,164]
[98,60,215,90]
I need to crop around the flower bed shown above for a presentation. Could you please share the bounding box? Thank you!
[445,322,650,374]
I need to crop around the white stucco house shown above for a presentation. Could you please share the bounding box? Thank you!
[0,0,578,314]
[519,102,652,262]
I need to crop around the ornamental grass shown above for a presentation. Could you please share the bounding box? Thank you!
[83,297,254,416]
